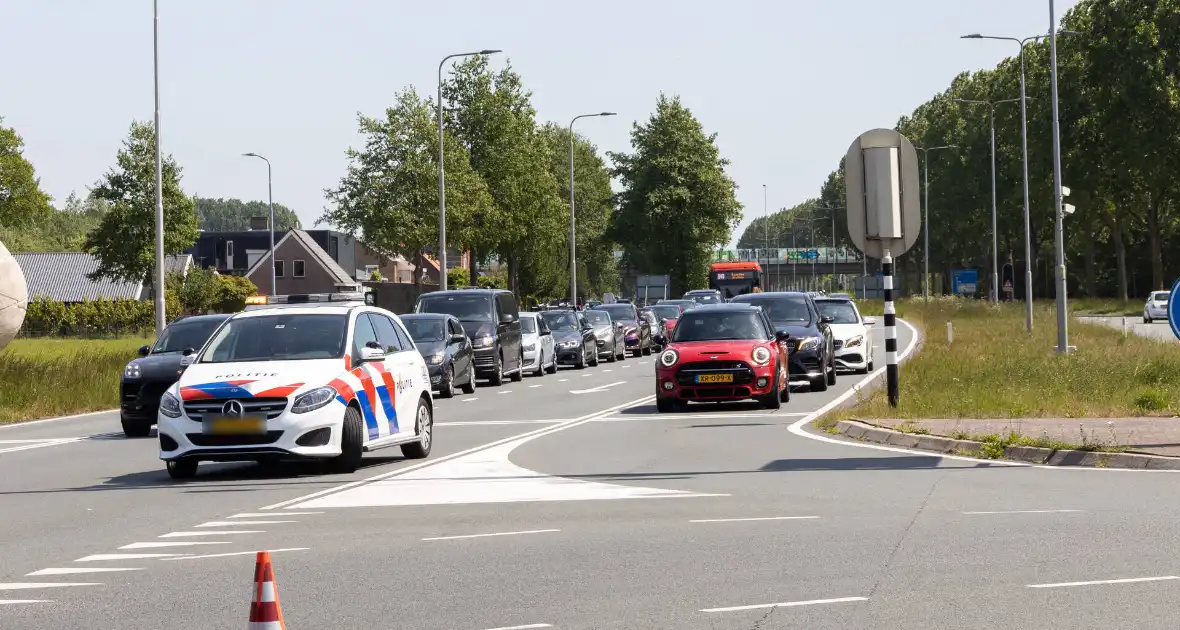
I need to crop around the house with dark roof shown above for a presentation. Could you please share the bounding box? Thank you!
[14,253,193,303]
[244,230,361,296]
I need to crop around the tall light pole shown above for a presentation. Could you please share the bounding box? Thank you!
[152,0,165,334]
[1048,0,1070,353]
[437,49,501,290]
[813,206,846,287]
[953,97,1026,304]
[569,112,616,307]
[961,30,1081,330]
[242,153,274,295]
[914,145,958,305]
[763,185,769,289]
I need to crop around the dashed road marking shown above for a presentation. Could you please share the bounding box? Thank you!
[120,541,232,549]
[163,548,310,561]
[484,624,552,630]
[0,583,102,591]
[701,596,868,613]
[963,509,1082,515]
[529,384,543,388]
[622,365,631,369]
[158,531,264,538]
[76,553,187,562]
[558,379,568,382]
[27,567,143,576]
[1027,576,1180,589]
[689,516,820,523]
[422,529,560,542]
[0,600,51,605]
[229,512,321,518]
[195,520,297,527]
[462,398,479,402]
[498,390,513,395]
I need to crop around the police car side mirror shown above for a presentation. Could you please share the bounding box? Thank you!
[359,346,386,362]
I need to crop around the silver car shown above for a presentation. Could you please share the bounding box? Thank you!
[582,309,626,362]
[1144,291,1170,323]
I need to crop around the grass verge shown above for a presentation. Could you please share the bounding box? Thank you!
[0,337,146,424]
[822,295,1180,427]
[888,422,1126,456]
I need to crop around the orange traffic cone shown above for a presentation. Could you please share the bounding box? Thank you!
[247,551,286,630]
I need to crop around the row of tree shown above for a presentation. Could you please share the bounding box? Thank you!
[742,0,1178,299]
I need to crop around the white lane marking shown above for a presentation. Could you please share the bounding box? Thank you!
[422,529,560,542]
[690,516,820,523]
[701,596,868,613]
[602,369,613,373]
[229,512,322,518]
[462,398,479,402]
[158,531,264,538]
[262,395,659,511]
[558,378,568,382]
[120,541,232,549]
[0,439,83,454]
[621,365,632,369]
[0,583,102,590]
[570,381,625,395]
[498,390,513,395]
[1027,576,1180,589]
[963,510,1083,515]
[0,408,116,430]
[76,553,188,562]
[436,420,565,427]
[484,624,552,630]
[592,413,809,422]
[529,385,543,388]
[26,567,142,576]
[0,600,51,605]
[163,548,310,561]
[581,373,593,377]
[195,521,296,527]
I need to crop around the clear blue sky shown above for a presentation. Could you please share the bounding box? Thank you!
[1,0,1079,247]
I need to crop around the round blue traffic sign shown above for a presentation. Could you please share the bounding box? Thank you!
[1169,277,1180,341]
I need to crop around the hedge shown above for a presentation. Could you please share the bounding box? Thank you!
[22,297,161,337]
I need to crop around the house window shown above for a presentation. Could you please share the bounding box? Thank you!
[293,260,306,278]
[275,260,285,278]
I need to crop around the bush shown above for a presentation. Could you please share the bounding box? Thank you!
[448,266,470,288]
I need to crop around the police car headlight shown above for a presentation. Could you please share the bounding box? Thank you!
[426,353,445,365]
[751,346,771,365]
[291,386,337,414]
[845,335,864,348]
[473,335,494,349]
[159,392,182,418]
[123,362,141,379]
[659,349,679,367]
[797,336,821,351]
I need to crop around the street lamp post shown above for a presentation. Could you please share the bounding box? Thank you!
[242,153,274,295]
[763,185,769,290]
[914,145,958,305]
[953,97,1026,304]
[437,49,501,290]
[961,30,1081,332]
[569,112,616,307]
[813,206,846,289]
[1048,0,1070,353]
[152,0,165,334]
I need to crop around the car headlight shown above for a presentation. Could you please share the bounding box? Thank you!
[426,353,445,365]
[473,335,494,348]
[797,336,821,351]
[523,343,536,352]
[845,335,864,348]
[659,348,679,367]
[558,340,579,349]
[159,392,182,418]
[751,346,771,365]
[123,362,141,379]
[291,386,337,414]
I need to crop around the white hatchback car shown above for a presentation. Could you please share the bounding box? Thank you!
[1144,291,1170,323]
[519,312,557,376]
[812,297,876,374]
[157,293,434,479]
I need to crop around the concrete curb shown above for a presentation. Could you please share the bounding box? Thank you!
[833,420,1180,470]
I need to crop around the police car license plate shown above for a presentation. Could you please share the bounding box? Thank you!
[695,373,733,384]
[204,415,266,435]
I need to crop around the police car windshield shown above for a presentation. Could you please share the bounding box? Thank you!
[672,311,769,342]
[815,300,860,324]
[403,319,446,342]
[199,314,348,363]
[417,294,492,321]
[152,319,223,354]
[541,312,579,330]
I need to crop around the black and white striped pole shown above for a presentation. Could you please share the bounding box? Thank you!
[882,249,899,406]
[843,129,921,409]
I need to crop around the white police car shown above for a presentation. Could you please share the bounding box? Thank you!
[157,291,434,479]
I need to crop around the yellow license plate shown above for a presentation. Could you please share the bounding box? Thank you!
[695,373,734,384]
[204,416,266,435]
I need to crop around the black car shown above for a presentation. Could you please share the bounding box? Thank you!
[683,289,724,305]
[401,313,476,398]
[598,303,652,357]
[541,310,598,369]
[583,309,626,362]
[414,288,524,386]
[730,291,836,392]
[119,314,231,438]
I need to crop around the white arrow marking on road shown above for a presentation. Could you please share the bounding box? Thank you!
[120,541,231,549]
[0,583,102,590]
[27,567,143,576]
[194,521,297,527]
[570,381,625,394]
[76,553,188,562]
[163,548,310,561]
[158,531,264,538]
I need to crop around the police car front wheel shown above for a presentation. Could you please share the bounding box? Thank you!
[166,459,198,480]
[329,406,365,474]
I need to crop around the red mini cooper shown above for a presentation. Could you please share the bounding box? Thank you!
[654,304,791,412]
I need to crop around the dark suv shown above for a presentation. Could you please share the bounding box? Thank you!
[414,289,524,386]
[730,291,836,392]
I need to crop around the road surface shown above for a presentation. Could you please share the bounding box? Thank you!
[4,320,1180,629]
[1078,315,1178,343]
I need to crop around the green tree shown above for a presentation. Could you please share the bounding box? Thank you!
[447,266,469,288]
[609,95,743,295]
[321,88,493,269]
[442,57,564,296]
[0,192,108,252]
[195,197,301,231]
[0,117,52,229]
[83,121,199,283]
